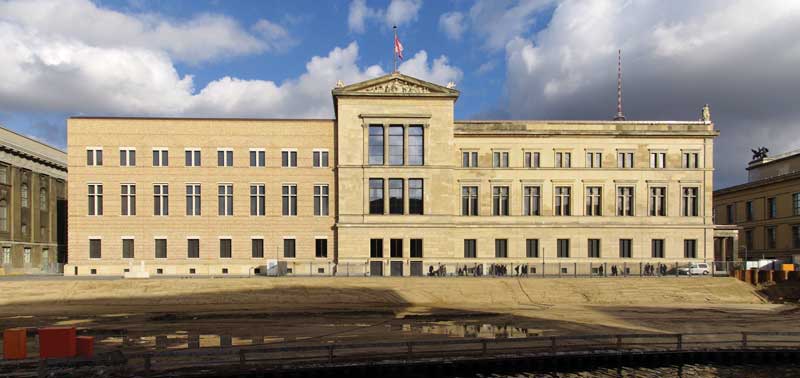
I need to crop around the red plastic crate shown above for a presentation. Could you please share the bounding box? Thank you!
[76,336,94,358]
[3,328,27,360]
[38,327,76,358]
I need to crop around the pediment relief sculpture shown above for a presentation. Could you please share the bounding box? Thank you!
[360,79,431,94]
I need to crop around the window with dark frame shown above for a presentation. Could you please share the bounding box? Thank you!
[526,239,539,258]
[314,184,329,216]
[89,239,101,259]
[682,187,699,216]
[220,238,232,258]
[650,187,666,216]
[617,186,634,216]
[585,187,601,216]
[252,239,264,258]
[313,150,329,167]
[152,149,168,167]
[186,184,201,216]
[369,179,384,214]
[389,179,404,214]
[524,186,541,216]
[120,148,136,166]
[155,239,167,259]
[283,238,296,258]
[525,151,541,168]
[619,239,632,258]
[464,239,476,258]
[251,184,266,216]
[495,239,508,258]
[408,125,424,165]
[370,238,383,258]
[651,239,665,258]
[555,186,571,216]
[461,186,478,216]
[368,125,384,165]
[122,238,134,259]
[588,239,601,258]
[492,186,509,216]
[390,239,403,258]
[388,125,404,165]
[409,179,423,215]
[188,239,200,258]
[410,239,423,258]
[185,149,201,167]
[684,239,697,258]
[282,184,297,216]
[315,239,327,258]
[154,184,168,216]
[217,149,233,167]
[557,239,570,258]
[250,150,266,167]
[218,184,233,216]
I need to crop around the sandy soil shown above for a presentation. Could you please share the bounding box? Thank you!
[0,276,792,354]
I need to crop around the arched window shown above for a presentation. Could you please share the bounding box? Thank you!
[21,184,29,208]
[40,188,47,211]
[0,200,7,232]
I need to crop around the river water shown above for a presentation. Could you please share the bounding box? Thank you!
[461,363,800,378]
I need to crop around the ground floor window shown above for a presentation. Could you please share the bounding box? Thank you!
[619,239,632,258]
[588,239,600,258]
[155,239,167,259]
[684,239,697,258]
[219,239,232,258]
[89,239,101,259]
[370,239,383,258]
[122,239,134,259]
[526,239,539,258]
[464,239,477,258]
[316,238,327,258]
[652,239,664,258]
[557,239,569,258]
[283,238,296,258]
[390,239,403,258]
[410,239,423,258]
[252,238,264,258]
[188,239,199,258]
[495,239,507,258]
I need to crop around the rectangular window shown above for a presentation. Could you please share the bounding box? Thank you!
[746,201,754,221]
[152,148,168,167]
[390,239,403,258]
[617,152,634,168]
[185,149,201,167]
[586,151,602,168]
[684,239,697,258]
[652,239,665,258]
[250,150,266,167]
[464,239,477,258]
[410,239,423,258]
[314,184,329,216]
[585,186,602,216]
[462,151,479,167]
[89,239,101,259]
[794,193,800,216]
[217,149,234,167]
[588,239,601,258]
[122,238,134,259]
[767,197,777,219]
[461,186,478,216]
[315,238,327,258]
[251,184,266,216]
[555,152,571,168]
[682,152,699,168]
[408,125,424,165]
[492,151,509,168]
[88,184,103,215]
[282,184,297,216]
[283,238,296,258]
[649,187,666,216]
[555,186,571,216]
[370,238,383,258]
[155,239,167,259]
[188,239,199,258]
[220,238,232,258]
[312,150,329,168]
[649,152,666,168]
[492,186,509,216]
[766,227,777,249]
[281,150,297,167]
[726,204,735,223]
[494,239,508,258]
[120,184,136,216]
[252,238,264,258]
[119,148,135,167]
[368,125,384,165]
[389,125,404,165]
[153,184,168,216]
[186,184,201,216]
[557,239,570,258]
[619,239,632,258]
[526,239,539,258]
[369,179,384,215]
[409,179,423,215]
[525,152,541,168]
[793,226,800,249]
[745,229,754,250]
[218,184,233,216]
[523,186,541,216]
[682,187,699,216]
[389,178,404,214]
[87,148,103,166]
[617,187,634,216]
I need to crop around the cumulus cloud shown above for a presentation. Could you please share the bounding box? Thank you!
[347,0,422,33]
[398,51,463,86]
[502,0,800,187]
[439,11,466,40]
[469,0,553,51]
[0,0,292,64]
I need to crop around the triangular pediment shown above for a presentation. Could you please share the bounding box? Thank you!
[332,73,459,98]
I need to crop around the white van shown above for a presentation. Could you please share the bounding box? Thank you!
[678,263,710,276]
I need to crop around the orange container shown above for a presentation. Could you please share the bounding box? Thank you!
[782,264,795,272]
[76,336,94,358]
[38,327,76,358]
[3,328,27,360]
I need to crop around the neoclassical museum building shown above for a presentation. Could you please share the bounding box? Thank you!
[66,73,723,276]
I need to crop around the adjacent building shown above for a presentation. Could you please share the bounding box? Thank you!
[66,73,721,276]
[714,148,800,261]
[0,126,68,274]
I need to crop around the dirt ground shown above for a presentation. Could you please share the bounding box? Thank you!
[0,276,793,353]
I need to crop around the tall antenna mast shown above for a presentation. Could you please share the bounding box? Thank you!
[613,49,626,121]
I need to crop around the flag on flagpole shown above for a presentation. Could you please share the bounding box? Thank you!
[394,33,404,60]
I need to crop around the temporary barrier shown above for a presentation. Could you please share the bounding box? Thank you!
[38,327,76,358]
[2,328,27,360]
[76,336,94,358]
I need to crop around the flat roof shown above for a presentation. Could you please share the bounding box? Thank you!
[70,116,335,122]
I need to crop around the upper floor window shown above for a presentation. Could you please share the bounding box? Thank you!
[120,184,136,216]
[767,197,777,219]
[617,186,634,216]
[389,178,404,214]
[119,148,136,166]
[314,184,330,216]
[492,151,509,168]
[555,152,571,168]
[281,149,297,168]
[650,151,666,169]
[585,186,602,216]
[250,149,266,167]
[217,149,233,167]
[313,150,329,168]
[766,227,777,249]
[87,148,103,166]
[525,151,541,168]
[555,186,571,216]
[154,184,169,216]
[682,152,699,168]
[462,151,478,167]
[186,184,201,216]
[409,179,423,215]
[152,148,169,167]
[617,152,634,168]
[388,125,404,165]
[492,186,509,216]
[586,152,602,168]
[649,187,666,216]
[682,187,699,216]
[793,193,800,216]
[87,184,102,215]
[0,165,8,185]
[461,186,478,216]
[793,225,800,249]
[408,125,424,165]
[185,149,201,167]
[218,184,233,216]
[369,179,384,215]
[39,187,47,211]
[251,184,266,216]
[282,184,297,216]
[0,200,7,232]
[368,125,384,165]
[726,204,735,223]
[523,186,541,216]
[746,201,754,221]
[20,184,28,208]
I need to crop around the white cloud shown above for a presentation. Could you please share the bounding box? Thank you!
[398,51,463,86]
[502,0,800,187]
[439,11,466,40]
[469,0,553,51]
[347,0,422,33]
[0,0,292,64]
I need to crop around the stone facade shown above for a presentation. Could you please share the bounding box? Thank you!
[66,73,719,276]
[0,126,68,274]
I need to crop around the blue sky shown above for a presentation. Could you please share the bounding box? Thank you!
[1,0,799,188]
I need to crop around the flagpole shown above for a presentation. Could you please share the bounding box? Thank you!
[393,25,397,73]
